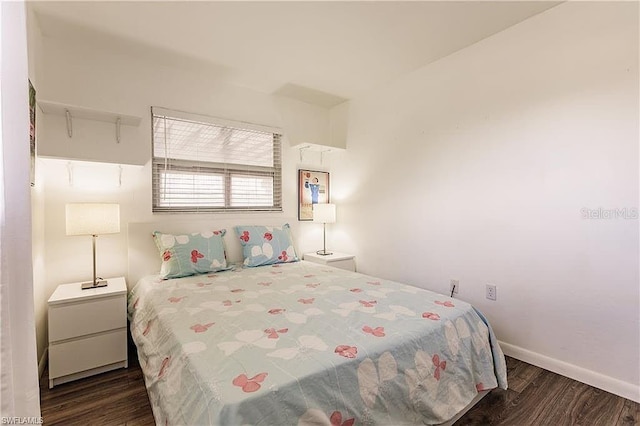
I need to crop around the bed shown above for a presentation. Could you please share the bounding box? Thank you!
[127,221,507,425]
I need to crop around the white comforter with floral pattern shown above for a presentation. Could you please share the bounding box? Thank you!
[128,261,507,425]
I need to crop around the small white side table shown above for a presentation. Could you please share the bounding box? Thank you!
[48,276,128,388]
[303,252,356,272]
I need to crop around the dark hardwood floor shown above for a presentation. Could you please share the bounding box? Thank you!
[40,345,154,426]
[458,357,638,426]
[40,349,638,426]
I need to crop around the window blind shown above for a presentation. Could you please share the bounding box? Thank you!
[151,107,282,213]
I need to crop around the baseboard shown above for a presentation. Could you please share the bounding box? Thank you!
[499,341,640,403]
[38,347,48,379]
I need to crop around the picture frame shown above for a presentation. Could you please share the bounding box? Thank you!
[29,79,36,187]
[298,169,330,221]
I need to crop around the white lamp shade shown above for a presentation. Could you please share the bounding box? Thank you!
[313,203,336,224]
[66,203,120,236]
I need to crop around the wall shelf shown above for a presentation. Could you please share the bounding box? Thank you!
[38,100,141,143]
[38,101,141,126]
[292,142,345,165]
[291,142,345,153]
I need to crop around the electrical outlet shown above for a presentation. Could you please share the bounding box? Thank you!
[486,284,497,301]
[450,279,459,294]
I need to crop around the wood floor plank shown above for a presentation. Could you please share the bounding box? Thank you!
[617,398,640,426]
[504,356,544,394]
[495,369,576,425]
[43,384,149,425]
[125,416,157,426]
[454,388,520,425]
[557,378,626,426]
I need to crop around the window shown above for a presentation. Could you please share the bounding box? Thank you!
[152,107,282,213]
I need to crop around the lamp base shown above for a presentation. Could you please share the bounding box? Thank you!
[316,250,333,256]
[81,279,108,290]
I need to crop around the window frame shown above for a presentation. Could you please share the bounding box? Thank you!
[151,107,283,213]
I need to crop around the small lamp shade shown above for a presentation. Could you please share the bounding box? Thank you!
[66,203,120,236]
[313,204,336,224]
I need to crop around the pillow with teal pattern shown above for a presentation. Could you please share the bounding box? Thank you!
[153,230,230,279]
[234,224,299,267]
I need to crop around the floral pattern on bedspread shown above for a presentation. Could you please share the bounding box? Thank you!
[128,261,507,426]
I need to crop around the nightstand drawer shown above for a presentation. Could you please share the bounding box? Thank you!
[49,295,126,341]
[304,252,356,272]
[325,258,356,272]
[49,328,127,379]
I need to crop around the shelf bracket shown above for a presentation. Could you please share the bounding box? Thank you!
[67,161,73,186]
[65,109,73,138]
[115,117,121,143]
[320,148,333,165]
[299,145,311,162]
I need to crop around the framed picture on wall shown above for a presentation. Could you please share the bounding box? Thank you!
[298,169,330,221]
[29,79,36,187]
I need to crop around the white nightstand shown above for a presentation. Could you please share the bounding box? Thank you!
[48,276,128,388]
[304,252,356,272]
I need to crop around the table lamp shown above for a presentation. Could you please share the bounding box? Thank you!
[313,203,336,256]
[66,203,120,289]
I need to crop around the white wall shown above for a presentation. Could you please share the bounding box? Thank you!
[1,1,41,415]
[332,2,639,400]
[34,33,336,361]
[275,96,330,148]
[26,3,47,374]
[32,1,638,402]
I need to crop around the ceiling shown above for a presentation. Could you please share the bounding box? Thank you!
[31,1,560,107]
